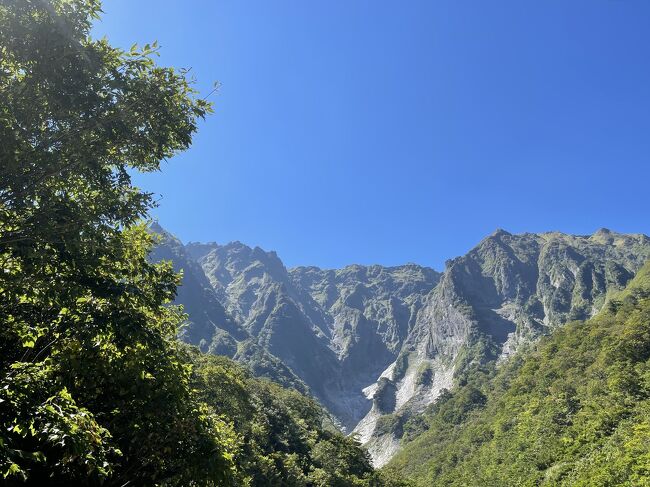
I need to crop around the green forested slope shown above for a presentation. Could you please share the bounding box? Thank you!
[384,262,650,486]
[186,347,407,486]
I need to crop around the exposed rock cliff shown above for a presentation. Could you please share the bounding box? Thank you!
[358,229,650,465]
[151,226,650,465]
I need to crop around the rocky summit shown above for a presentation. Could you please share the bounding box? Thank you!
[151,226,650,465]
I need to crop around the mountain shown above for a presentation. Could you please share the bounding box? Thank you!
[151,226,650,465]
[182,239,441,429]
[149,224,308,393]
[358,228,650,465]
[383,261,650,485]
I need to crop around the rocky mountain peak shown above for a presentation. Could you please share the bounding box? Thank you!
[490,227,512,238]
[151,224,650,466]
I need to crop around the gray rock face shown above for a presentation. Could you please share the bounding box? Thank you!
[358,229,650,465]
[149,225,307,393]
[149,224,246,348]
[288,264,442,427]
[151,226,650,465]
[180,240,441,428]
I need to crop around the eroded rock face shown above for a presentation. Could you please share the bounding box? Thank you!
[149,225,307,394]
[152,226,650,465]
[149,224,246,348]
[181,241,443,429]
[356,229,650,466]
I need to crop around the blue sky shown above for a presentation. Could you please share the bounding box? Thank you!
[93,0,650,270]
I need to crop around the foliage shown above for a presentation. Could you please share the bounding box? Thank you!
[374,414,404,438]
[384,262,650,486]
[187,349,407,486]
[0,0,231,484]
[233,339,310,395]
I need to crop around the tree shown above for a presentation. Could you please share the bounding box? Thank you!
[187,348,401,487]
[0,0,236,484]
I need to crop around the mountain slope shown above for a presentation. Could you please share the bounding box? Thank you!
[149,223,246,349]
[185,241,351,424]
[384,261,650,485]
[184,345,410,486]
[355,229,650,464]
[152,226,650,465]
[150,224,308,393]
[152,231,442,429]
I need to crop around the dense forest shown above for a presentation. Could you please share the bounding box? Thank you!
[384,262,650,485]
[185,347,401,486]
[0,1,405,485]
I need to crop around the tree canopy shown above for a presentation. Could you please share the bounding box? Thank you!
[0,0,241,484]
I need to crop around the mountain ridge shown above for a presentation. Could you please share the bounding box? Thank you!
[384,260,650,485]
[150,225,650,464]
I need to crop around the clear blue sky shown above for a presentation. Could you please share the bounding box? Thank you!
[93,0,650,270]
